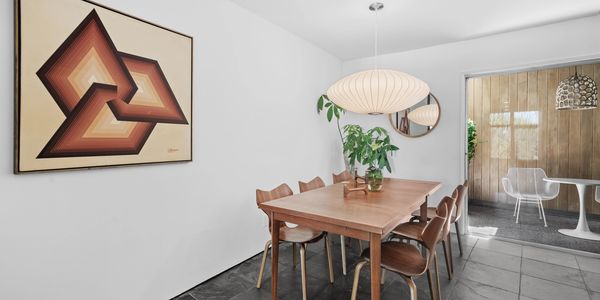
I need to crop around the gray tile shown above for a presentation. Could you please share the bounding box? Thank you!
[592,292,600,300]
[469,247,521,272]
[520,296,537,300]
[381,277,433,300]
[463,234,479,246]
[314,264,371,300]
[522,246,579,269]
[229,287,271,300]
[190,280,243,300]
[451,237,475,260]
[475,239,522,257]
[521,258,586,289]
[577,255,600,274]
[583,270,600,293]
[450,278,518,300]
[456,234,478,247]
[520,275,591,300]
[462,261,520,293]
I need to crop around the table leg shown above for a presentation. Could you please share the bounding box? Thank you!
[419,195,429,222]
[271,214,280,300]
[558,184,600,241]
[370,233,381,300]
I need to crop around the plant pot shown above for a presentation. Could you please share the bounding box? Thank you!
[366,167,383,192]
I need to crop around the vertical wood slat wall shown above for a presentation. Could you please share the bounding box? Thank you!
[467,63,600,215]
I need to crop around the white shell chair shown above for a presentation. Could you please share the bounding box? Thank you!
[501,168,559,227]
[596,186,600,204]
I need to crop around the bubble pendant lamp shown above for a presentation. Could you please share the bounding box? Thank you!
[326,2,430,115]
[408,103,439,126]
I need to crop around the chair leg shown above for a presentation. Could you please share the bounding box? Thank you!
[442,239,453,280]
[358,239,363,253]
[292,243,297,269]
[351,259,368,300]
[447,233,454,275]
[325,235,334,283]
[427,267,437,300]
[516,198,522,224]
[434,251,442,300]
[399,275,418,300]
[455,222,464,257]
[540,200,548,227]
[537,199,542,219]
[300,243,308,300]
[256,239,272,289]
[381,269,386,285]
[513,198,519,216]
[341,235,347,275]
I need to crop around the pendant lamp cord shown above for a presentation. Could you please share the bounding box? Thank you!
[374,6,379,70]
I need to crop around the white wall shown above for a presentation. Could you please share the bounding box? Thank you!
[0,1,342,299]
[342,15,600,206]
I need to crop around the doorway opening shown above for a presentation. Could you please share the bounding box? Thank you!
[465,62,600,253]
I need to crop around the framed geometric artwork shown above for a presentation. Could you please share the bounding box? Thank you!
[14,0,193,173]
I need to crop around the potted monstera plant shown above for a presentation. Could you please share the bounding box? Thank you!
[343,125,398,191]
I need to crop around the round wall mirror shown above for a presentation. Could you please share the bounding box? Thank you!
[388,93,440,137]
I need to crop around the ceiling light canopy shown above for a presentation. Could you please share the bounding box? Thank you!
[326,69,430,115]
[407,103,439,126]
[326,2,430,115]
[555,73,598,110]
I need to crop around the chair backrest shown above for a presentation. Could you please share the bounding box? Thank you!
[437,196,456,237]
[298,176,326,193]
[422,202,448,252]
[505,168,549,197]
[454,183,467,221]
[256,183,293,231]
[332,170,352,184]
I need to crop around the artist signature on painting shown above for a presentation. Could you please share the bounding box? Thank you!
[168,148,179,153]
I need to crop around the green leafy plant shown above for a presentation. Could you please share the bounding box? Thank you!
[363,127,399,172]
[317,94,352,171]
[317,94,345,141]
[342,125,398,173]
[467,119,477,163]
[341,124,367,169]
[316,95,398,178]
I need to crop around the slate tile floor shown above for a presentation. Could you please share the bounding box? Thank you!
[176,234,600,300]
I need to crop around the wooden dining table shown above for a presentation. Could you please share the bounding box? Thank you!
[259,178,442,300]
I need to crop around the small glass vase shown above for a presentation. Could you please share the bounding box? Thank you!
[366,167,383,192]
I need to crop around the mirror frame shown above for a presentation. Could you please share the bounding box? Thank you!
[388,93,441,138]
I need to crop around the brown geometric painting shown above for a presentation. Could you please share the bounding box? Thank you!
[15,0,192,172]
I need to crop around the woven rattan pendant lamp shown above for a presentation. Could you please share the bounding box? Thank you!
[326,2,430,115]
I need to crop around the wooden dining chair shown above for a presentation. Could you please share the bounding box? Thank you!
[351,202,449,300]
[453,180,468,256]
[255,183,334,300]
[394,195,457,280]
[331,171,365,275]
[298,176,326,193]
[297,176,337,278]
[332,170,352,184]
[409,184,465,273]
[411,181,468,257]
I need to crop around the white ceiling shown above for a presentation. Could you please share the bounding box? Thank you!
[230,0,600,60]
